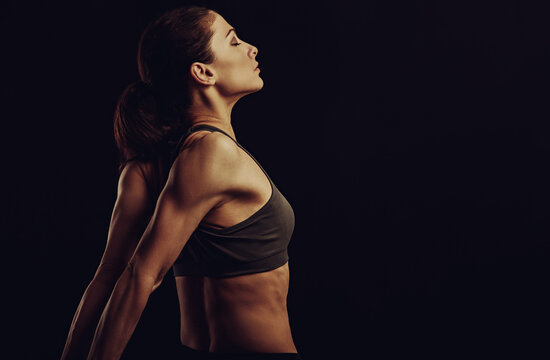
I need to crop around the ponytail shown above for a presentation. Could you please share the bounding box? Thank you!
[113,80,184,171]
[113,80,178,197]
[112,5,216,192]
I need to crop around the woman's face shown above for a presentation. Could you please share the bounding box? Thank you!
[205,12,263,97]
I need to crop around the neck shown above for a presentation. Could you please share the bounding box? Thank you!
[186,87,240,141]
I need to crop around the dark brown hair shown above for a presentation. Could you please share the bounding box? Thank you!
[113,5,216,195]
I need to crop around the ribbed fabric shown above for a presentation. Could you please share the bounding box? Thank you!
[177,343,303,360]
[206,351,303,359]
[171,124,295,278]
[176,343,209,360]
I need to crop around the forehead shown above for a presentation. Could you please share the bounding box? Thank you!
[211,13,233,37]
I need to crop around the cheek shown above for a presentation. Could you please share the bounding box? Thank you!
[222,61,252,84]
[214,55,256,93]
[215,69,248,95]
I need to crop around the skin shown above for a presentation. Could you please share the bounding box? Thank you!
[61,161,156,359]
[81,12,297,359]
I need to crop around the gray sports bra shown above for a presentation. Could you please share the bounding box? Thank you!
[170,124,295,278]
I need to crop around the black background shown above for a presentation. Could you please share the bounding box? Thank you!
[3,0,550,359]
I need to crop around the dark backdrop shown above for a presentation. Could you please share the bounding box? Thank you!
[3,0,549,359]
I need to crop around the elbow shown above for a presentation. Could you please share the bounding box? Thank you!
[125,259,164,293]
[92,262,125,286]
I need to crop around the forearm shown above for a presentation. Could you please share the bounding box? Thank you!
[61,274,118,360]
[86,265,155,360]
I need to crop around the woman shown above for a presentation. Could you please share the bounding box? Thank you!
[61,5,302,360]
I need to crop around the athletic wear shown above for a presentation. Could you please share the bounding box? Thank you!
[207,351,303,360]
[177,343,303,360]
[176,343,209,359]
[170,124,295,278]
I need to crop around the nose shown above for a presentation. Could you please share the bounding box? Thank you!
[249,44,258,59]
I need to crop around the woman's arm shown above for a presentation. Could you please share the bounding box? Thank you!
[61,162,154,360]
[86,133,241,360]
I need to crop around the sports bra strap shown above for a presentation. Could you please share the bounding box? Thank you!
[171,124,235,163]
[171,124,272,184]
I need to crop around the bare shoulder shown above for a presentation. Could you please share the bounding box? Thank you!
[166,131,243,204]
[182,130,239,162]
[118,160,149,192]
[173,131,241,177]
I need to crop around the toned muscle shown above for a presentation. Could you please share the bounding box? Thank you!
[176,263,295,353]
[98,161,155,275]
[175,131,296,353]
[180,130,273,230]
[86,132,242,359]
[60,161,155,360]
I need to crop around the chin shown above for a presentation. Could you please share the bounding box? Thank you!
[255,81,264,91]
[236,79,264,97]
[254,77,264,91]
[246,81,264,95]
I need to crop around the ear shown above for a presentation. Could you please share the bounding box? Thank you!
[190,62,216,86]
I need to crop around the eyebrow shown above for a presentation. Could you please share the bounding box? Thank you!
[225,28,236,38]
